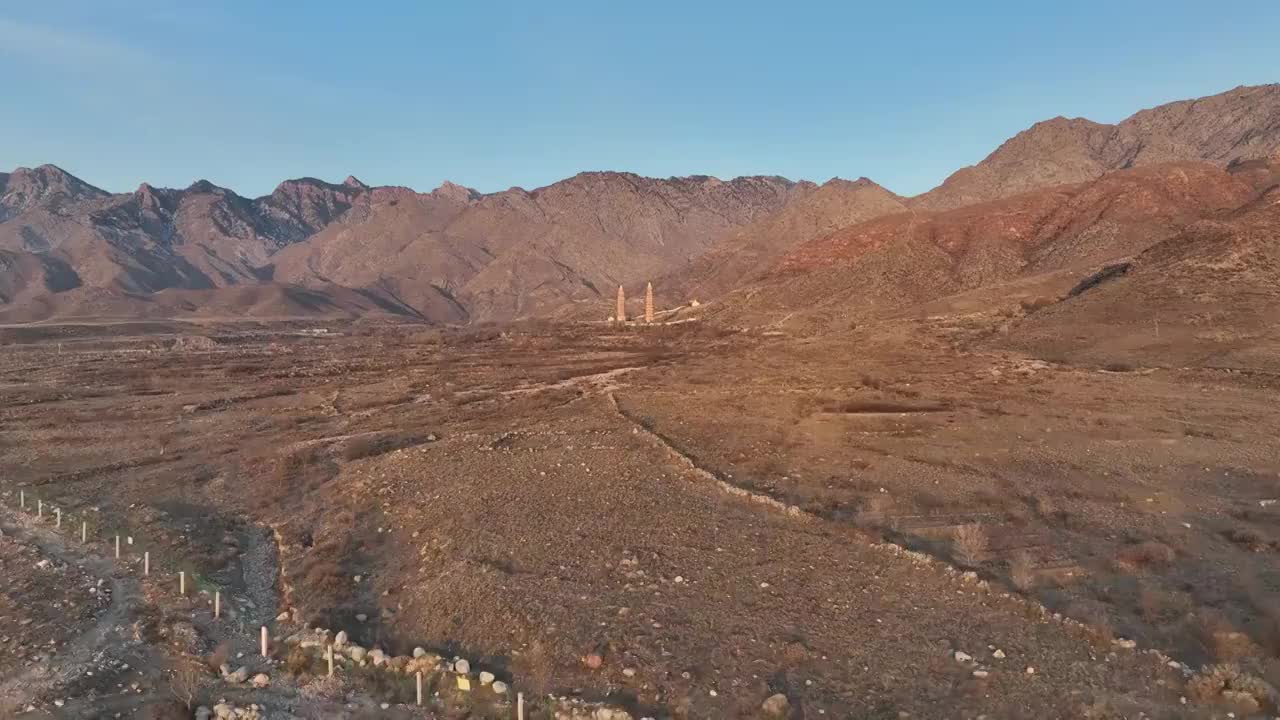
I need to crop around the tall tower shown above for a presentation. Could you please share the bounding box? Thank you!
[644,282,654,323]
[616,285,627,323]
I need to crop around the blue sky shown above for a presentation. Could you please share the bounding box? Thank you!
[2,1,1277,198]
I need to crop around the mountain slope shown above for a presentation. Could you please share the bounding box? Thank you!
[658,177,907,305]
[1004,174,1280,370]
[915,84,1280,210]
[716,162,1257,329]
[273,172,804,322]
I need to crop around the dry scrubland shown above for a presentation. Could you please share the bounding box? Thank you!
[0,313,1277,719]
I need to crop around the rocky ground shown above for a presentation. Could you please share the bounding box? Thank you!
[0,318,1277,718]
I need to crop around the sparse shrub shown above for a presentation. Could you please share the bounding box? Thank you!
[854,493,895,527]
[1008,550,1035,592]
[167,660,202,710]
[952,524,987,566]
[285,645,314,677]
[517,638,553,696]
[1116,540,1176,570]
[206,640,231,672]
[1222,525,1275,552]
[1187,664,1280,712]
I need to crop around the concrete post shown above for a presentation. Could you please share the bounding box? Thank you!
[81,521,87,543]
[55,508,61,528]
[179,571,186,595]
[327,644,334,677]
[260,626,269,657]
[115,535,121,559]
[144,551,150,576]
[416,671,423,705]
[19,490,24,510]
[214,591,221,619]
[518,691,525,720]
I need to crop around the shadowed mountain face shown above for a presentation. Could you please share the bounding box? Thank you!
[0,84,1277,322]
[914,84,1280,210]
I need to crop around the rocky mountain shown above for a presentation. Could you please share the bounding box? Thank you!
[0,164,109,221]
[2,83,1276,324]
[0,165,802,320]
[1005,162,1280,370]
[715,161,1261,330]
[915,84,1280,210]
[657,177,907,305]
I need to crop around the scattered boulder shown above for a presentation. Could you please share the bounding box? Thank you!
[493,680,509,694]
[334,630,348,648]
[479,670,495,685]
[413,646,428,658]
[954,651,972,663]
[348,646,367,663]
[762,693,790,717]
[227,666,249,684]
[454,658,471,674]
[251,673,270,688]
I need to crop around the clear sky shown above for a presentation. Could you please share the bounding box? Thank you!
[2,1,1277,198]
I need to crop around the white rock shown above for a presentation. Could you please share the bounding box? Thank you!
[369,649,386,666]
[954,651,972,663]
[251,673,270,688]
[479,670,495,685]
[1026,667,1035,674]
[622,668,636,677]
[992,649,1006,659]
[454,658,471,674]
[413,646,428,658]
[973,670,989,679]
[492,680,508,694]
[334,630,348,648]
[355,613,368,622]
[348,646,367,662]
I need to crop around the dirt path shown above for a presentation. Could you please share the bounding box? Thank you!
[0,509,143,716]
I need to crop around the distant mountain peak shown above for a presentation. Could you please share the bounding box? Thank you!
[186,179,224,195]
[343,175,369,190]
[432,180,481,203]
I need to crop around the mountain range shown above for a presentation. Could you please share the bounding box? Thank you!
[1,83,1277,326]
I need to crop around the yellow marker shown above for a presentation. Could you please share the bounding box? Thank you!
[456,676,471,691]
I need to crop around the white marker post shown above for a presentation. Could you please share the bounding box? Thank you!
[81,521,87,543]
[144,551,150,576]
[37,500,43,519]
[416,671,423,705]
[179,571,186,595]
[327,644,334,677]
[518,691,525,720]
[260,626,269,658]
[55,508,61,528]
[114,535,121,559]
[19,490,24,510]
[214,591,221,619]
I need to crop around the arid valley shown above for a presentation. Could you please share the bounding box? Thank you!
[2,78,1280,719]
